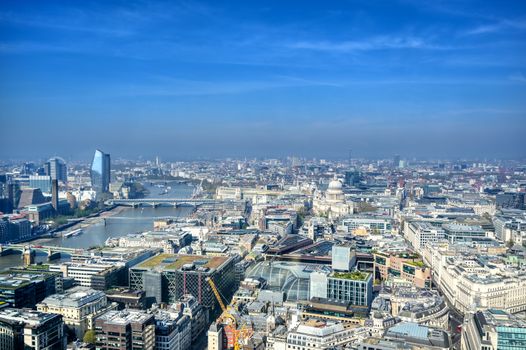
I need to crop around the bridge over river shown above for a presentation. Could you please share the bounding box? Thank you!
[0,244,85,261]
[106,198,245,208]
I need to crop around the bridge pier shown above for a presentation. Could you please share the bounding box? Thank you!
[22,247,35,266]
[173,202,178,208]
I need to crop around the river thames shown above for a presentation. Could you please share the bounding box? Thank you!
[0,181,194,270]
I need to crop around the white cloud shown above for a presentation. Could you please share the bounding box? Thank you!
[286,36,449,52]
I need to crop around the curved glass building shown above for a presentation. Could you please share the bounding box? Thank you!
[91,149,110,195]
[246,261,326,302]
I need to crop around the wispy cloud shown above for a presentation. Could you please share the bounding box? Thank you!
[0,11,134,37]
[463,18,526,35]
[286,36,449,52]
[509,72,526,83]
[111,75,343,97]
[0,41,85,54]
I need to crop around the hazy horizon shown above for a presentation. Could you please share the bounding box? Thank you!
[1,0,525,160]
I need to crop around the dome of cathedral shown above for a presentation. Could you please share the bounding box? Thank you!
[328,179,343,191]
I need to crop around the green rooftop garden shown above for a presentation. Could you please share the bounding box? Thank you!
[332,271,370,281]
[406,260,426,268]
[137,253,226,270]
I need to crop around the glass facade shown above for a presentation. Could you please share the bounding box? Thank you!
[246,261,313,301]
[402,264,416,276]
[29,175,52,193]
[91,149,110,194]
[45,157,67,182]
[375,256,386,265]
[327,274,372,307]
[332,246,351,271]
[310,272,328,299]
[497,326,526,349]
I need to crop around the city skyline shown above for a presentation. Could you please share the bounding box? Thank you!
[1,0,525,159]
[2,3,526,350]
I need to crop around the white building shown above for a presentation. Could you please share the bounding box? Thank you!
[404,221,445,253]
[313,178,353,219]
[270,319,369,350]
[37,286,114,339]
[338,215,394,235]
[422,243,526,314]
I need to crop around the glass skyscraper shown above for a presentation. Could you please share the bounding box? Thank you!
[45,157,67,182]
[90,149,110,195]
[29,175,52,193]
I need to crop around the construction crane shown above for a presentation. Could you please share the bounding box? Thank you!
[207,277,252,350]
[206,277,235,323]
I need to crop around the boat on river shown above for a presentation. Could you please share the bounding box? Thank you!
[63,229,83,238]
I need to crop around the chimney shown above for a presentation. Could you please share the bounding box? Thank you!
[52,179,59,211]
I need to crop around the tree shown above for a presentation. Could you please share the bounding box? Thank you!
[83,329,96,344]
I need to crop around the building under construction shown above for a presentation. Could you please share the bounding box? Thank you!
[129,254,236,312]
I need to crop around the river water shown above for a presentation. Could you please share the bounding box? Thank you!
[0,181,195,270]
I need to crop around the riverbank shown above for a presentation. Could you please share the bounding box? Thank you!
[57,205,128,233]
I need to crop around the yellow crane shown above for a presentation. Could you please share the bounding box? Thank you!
[206,277,252,350]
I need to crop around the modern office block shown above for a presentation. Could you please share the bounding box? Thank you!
[129,254,236,312]
[29,175,52,194]
[0,308,66,350]
[462,309,526,350]
[94,310,155,350]
[91,149,111,195]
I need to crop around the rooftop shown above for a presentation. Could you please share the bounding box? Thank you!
[478,309,526,329]
[0,308,60,327]
[135,253,227,271]
[386,322,450,349]
[331,271,370,281]
[39,286,105,308]
[96,310,153,325]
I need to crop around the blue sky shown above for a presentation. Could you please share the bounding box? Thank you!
[0,0,525,160]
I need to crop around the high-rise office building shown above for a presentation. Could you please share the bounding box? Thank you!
[393,154,401,168]
[129,254,236,310]
[344,170,361,187]
[29,175,52,194]
[45,157,67,182]
[91,149,111,195]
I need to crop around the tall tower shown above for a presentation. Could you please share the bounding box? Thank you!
[91,149,111,196]
[45,157,67,182]
[51,179,59,212]
[393,154,401,168]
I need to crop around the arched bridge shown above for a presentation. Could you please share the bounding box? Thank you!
[106,198,244,208]
[0,244,85,260]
